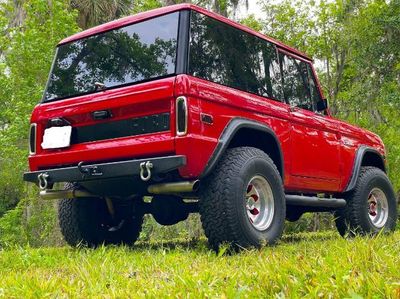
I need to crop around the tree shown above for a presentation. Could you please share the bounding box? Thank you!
[70,0,133,29]
[0,0,78,216]
[161,0,248,18]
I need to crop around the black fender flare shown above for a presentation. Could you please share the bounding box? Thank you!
[344,145,386,192]
[200,118,284,179]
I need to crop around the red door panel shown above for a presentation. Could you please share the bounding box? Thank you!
[290,108,341,186]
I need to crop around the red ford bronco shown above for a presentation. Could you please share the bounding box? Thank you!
[23,4,397,249]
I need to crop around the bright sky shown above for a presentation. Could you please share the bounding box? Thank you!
[238,1,263,18]
[236,1,271,20]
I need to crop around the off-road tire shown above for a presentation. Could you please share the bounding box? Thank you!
[58,183,143,247]
[199,147,285,251]
[335,167,397,237]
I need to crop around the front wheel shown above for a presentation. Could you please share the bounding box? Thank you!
[335,167,397,236]
[199,147,286,250]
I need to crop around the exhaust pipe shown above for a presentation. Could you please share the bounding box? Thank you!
[148,180,200,195]
[40,189,95,200]
[40,180,200,199]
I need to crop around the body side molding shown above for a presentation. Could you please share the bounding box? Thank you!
[200,118,284,179]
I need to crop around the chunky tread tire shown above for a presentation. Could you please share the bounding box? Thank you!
[199,147,285,251]
[335,167,397,237]
[58,183,143,247]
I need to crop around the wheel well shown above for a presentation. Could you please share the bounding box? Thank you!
[227,128,283,178]
[361,151,385,172]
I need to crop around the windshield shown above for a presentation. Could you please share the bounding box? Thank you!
[43,12,179,102]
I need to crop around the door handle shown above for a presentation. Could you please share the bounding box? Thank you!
[92,110,112,120]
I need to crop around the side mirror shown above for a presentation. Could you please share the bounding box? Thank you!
[317,98,328,112]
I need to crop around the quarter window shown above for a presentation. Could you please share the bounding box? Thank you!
[189,11,283,101]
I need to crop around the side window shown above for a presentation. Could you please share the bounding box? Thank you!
[189,11,283,101]
[307,64,322,109]
[262,44,283,100]
[280,53,313,111]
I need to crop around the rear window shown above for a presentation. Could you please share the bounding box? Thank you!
[43,12,179,102]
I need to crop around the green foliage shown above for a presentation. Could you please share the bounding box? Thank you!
[0,205,28,247]
[71,0,134,29]
[140,214,203,242]
[0,187,63,248]
[0,0,79,217]
[132,0,162,13]
[0,231,400,297]
[240,14,262,31]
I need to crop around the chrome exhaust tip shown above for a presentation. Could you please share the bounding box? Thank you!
[40,189,95,200]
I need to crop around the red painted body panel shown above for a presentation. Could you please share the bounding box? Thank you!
[28,6,386,195]
[29,77,176,170]
[172,75,384,193]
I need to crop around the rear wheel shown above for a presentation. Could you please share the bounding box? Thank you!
[335,167,397,236]
[58,183,143,247]
[199,147,285,251]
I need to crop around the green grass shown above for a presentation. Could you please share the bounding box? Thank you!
[0,231,400,298]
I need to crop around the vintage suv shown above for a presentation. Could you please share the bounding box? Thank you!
[23,4,397,249]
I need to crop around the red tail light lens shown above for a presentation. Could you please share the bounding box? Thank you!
[29,123,37,154]
[176,96,187,136]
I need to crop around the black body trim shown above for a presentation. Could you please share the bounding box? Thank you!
[176,10,190,74]
[345,146,386,192]
[200,118,284,179]
[286,195,346,208]
[72,113,170,144]
[23,155,186,185]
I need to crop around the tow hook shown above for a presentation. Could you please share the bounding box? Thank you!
[139,161,153,181]
[38,173,50,190]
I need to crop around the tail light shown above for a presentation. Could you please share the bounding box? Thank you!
[29,123,37,154]
[176,96,188,136]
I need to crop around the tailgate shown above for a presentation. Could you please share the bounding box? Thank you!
[29,78,176,171]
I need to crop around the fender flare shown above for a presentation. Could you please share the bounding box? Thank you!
[344,145,386,192]
[200,118,284,179]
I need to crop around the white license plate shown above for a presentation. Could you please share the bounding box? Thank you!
[41,126,72,149]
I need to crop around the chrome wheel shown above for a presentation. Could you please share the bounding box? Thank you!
[245,175,275,231]
[368,188,388,228]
